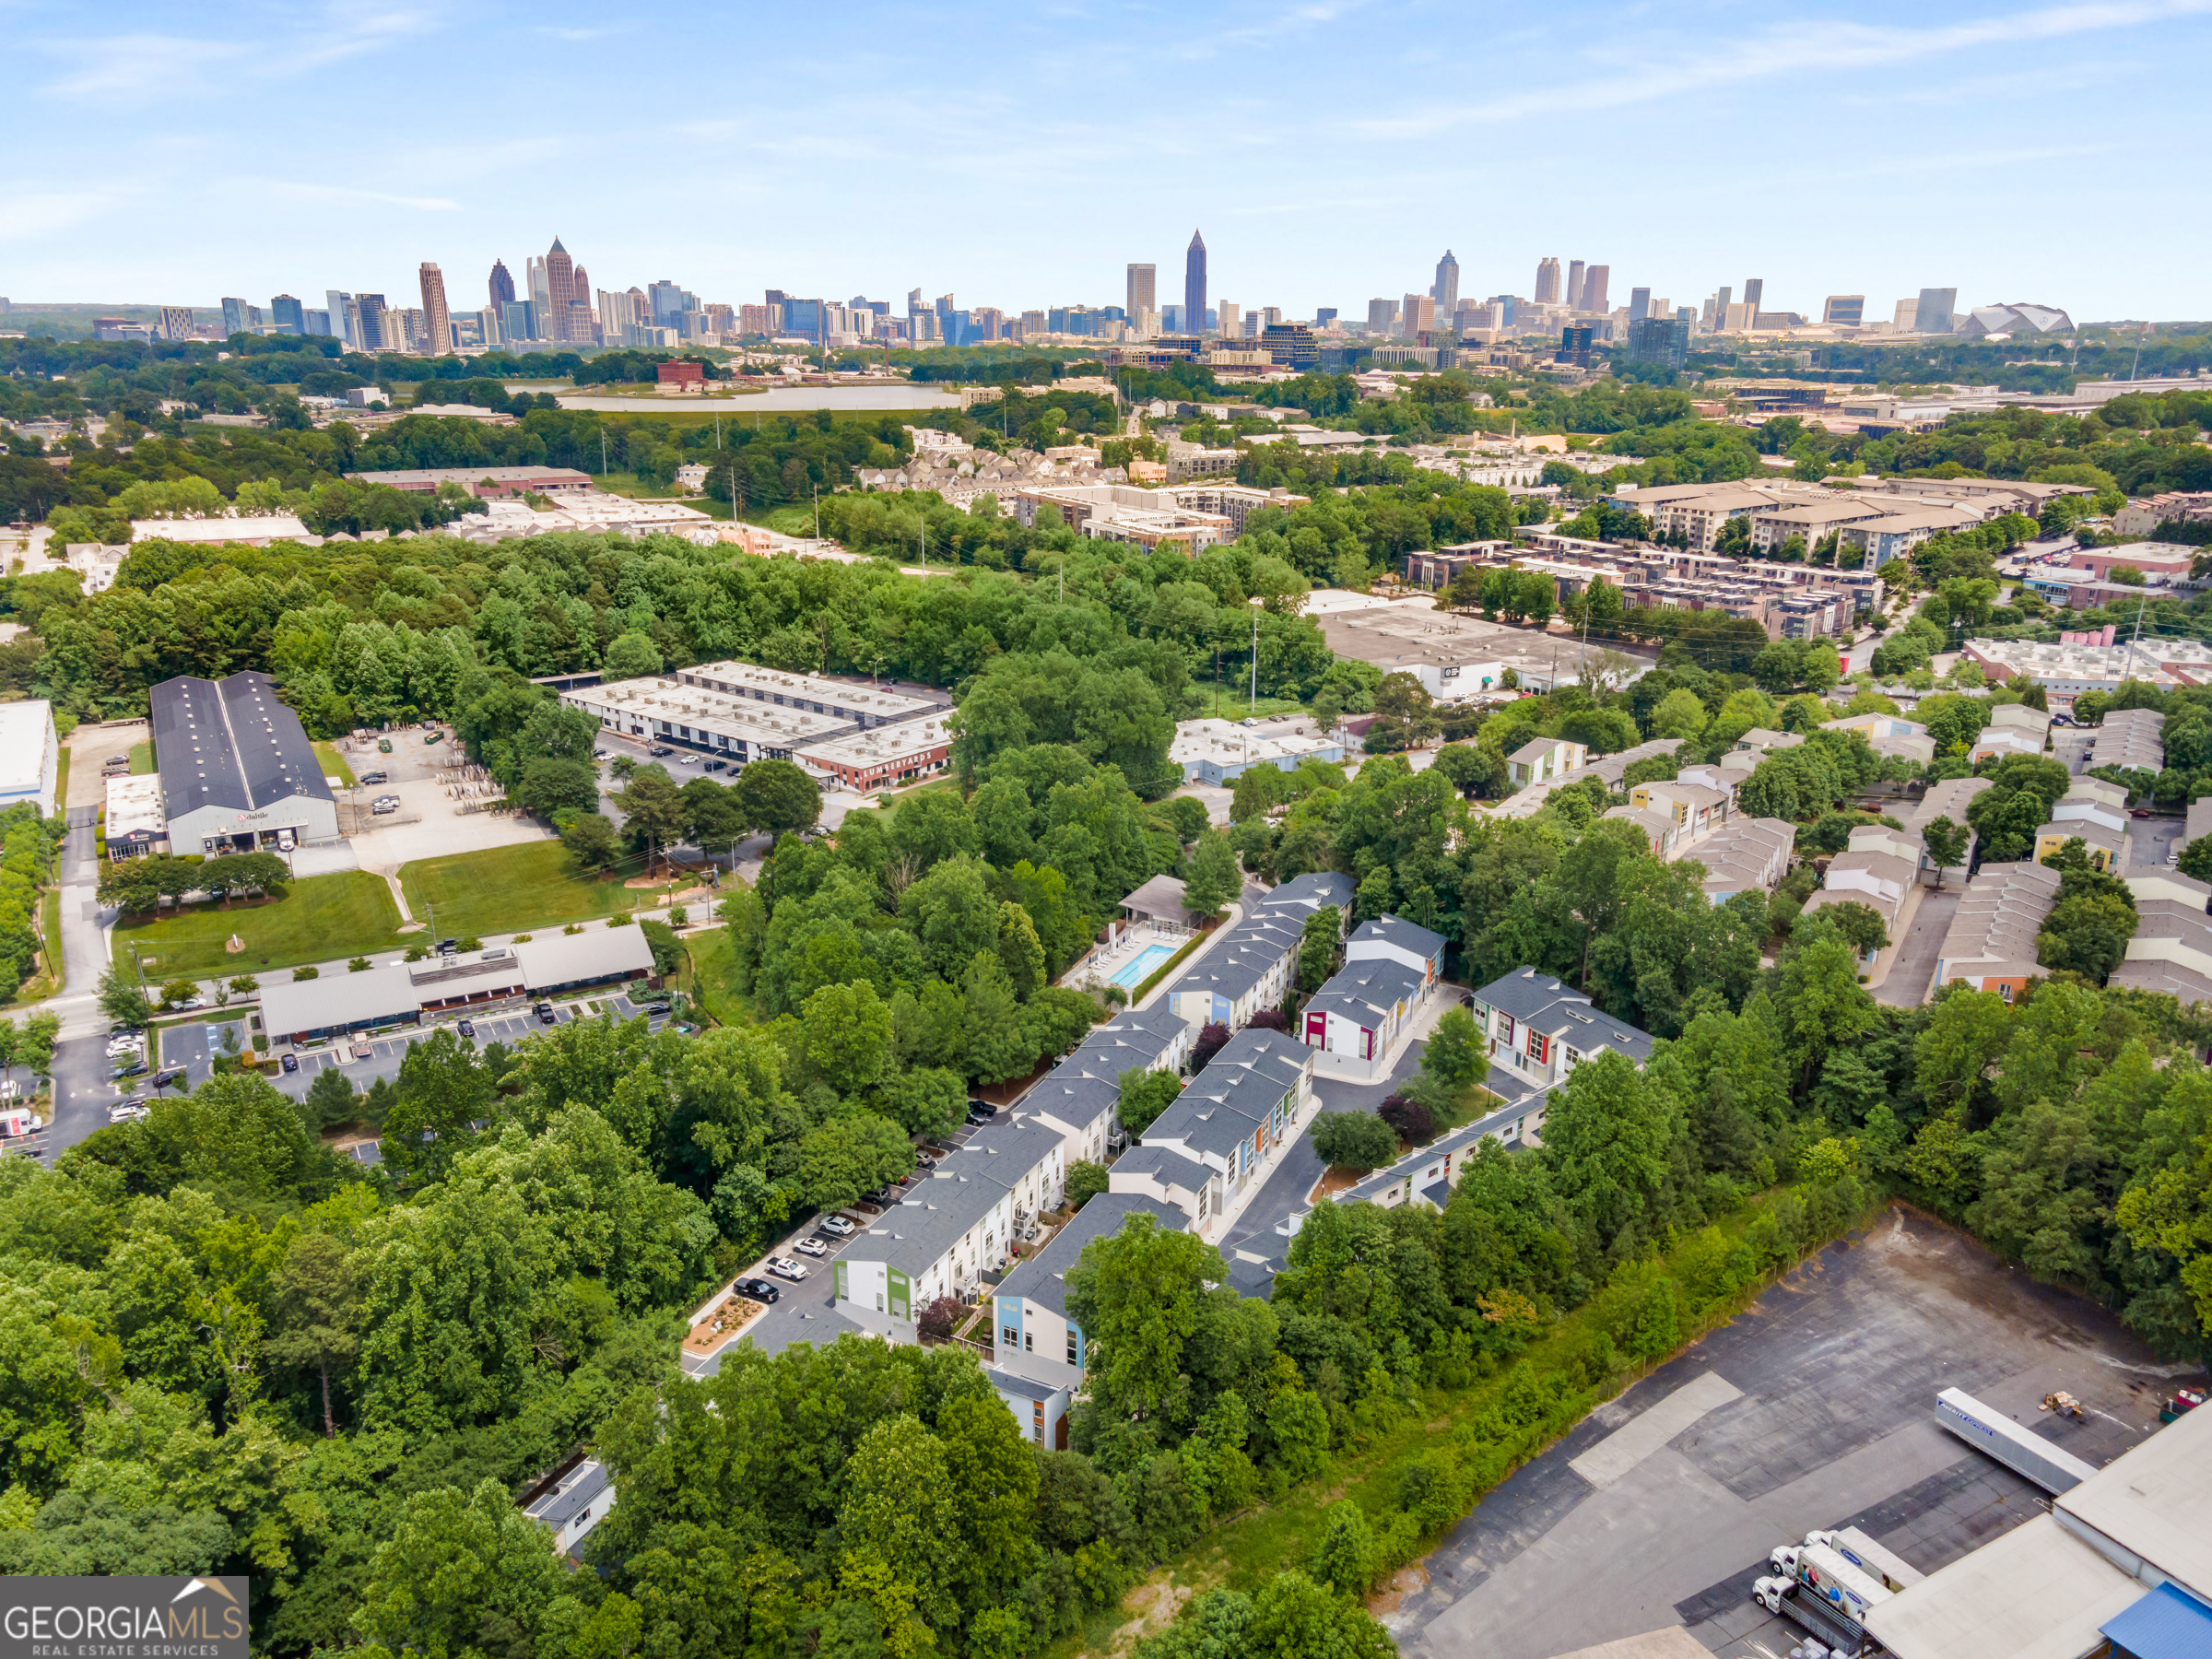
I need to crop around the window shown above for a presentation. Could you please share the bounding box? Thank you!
[1002,1324,1018,1347]
[1024,1332,1033,1351]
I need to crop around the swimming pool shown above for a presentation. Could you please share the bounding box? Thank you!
[1110,943,1175,989]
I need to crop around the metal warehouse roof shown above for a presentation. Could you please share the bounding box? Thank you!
[150,671,335,820]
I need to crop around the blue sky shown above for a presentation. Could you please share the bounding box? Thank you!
[6,0,2207,324]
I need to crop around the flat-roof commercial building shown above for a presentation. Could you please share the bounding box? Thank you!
[149,672,339,854]
[670,662,942,729]
[259,929,656,1043]
[104,773,169,859]
[794,715,952,794]
[343,465,594,498]
[559,675,853,761]
[0,701,58,817]
[1965,637,2212,697]
[1170,716,1345,784]
[129,513,314,547]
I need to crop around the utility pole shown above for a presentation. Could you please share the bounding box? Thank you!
[2124,591,2147,686]
[1249,596,1263,713]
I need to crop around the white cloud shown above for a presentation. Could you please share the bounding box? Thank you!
[0,188,128,240]
[1347,0,2212,137]
[260,181,460,212]
[38,7,437,98]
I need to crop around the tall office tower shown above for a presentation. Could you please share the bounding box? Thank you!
[324,290,354,346]
[220,298,253,334]
[906,288,924,317]
[1629,287,1651,324]
[1403,293,1436,335]
[477,307,503,348]
[1913,288,1958,334]
[1534,257,1561,304]
[156,305,194,341]
[1127,263,1157,318]
[598,289,632,346]
[1184,229,1207,335]
[1822,295,1865,326]
[356,295,387,351]
[1159,304,1183,334]
[500,300,536,343]
[1565,261,1585,312]
[1432,250,1459,312]
[1714,287,1733,329]
[1314,308,1338,326]
[526,257,551,317]
[488,260,516,310]
[1218,302,1241,341]
[571,264,590,307]
[649,280,686,328]
[1743,277,1764,316]
[1366,298,1399,333]
[543,238,577,340]
[268,294,303,334]
[418,264,452,355]
[1581,265,1609,314]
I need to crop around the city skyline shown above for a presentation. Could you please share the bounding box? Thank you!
[5,1,2208,318]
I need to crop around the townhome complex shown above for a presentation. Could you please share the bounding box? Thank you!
[1299,913,1450,1079]
[1466,966,1657,1115]
[1163,871,1356,1029]
[1111,1029,1315,1235]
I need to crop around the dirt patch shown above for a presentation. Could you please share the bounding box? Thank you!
[1108,1575,1193,1654]
[1316,1167,1363,1197]
[1368,1562,1430,1618]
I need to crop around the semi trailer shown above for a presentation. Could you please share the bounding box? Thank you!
[1934,1386,2098,1495]
[1751,1537,1896,1656]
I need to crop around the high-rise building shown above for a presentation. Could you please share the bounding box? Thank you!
[1556,324,1594,367]
[1629,287,1652,324]
[1314,308,1338,327]
[270,294,304,335]
[1743,277,1764,316]
[905,288,924,317]
[1822,295,1865,326]
[1581,265,1609,314]
[1366,298,1399,334]
[1217,301,1240,341]
[1184,229,1207,336]
[323,291,354,347]
[1626,316,1689,370]
[500,300,536,343]
[1566,261,1585,312]
[648,280,687,328]
[1431,250,1459,312]
[1127,263,1156,319]
[1160,304,1184,334]
[1402,293,1436,335]
[1534,257,1561,304]
[418,264,452,355]
[544,238,578,341]
[598,289,633,346]
[356,294,388,352]
[1261,323,1316,371]
[157,306,194,341]
[1713,287,1733,331]
[488,260,515,310]
[220,298,259,335]
[1913,287,1958,334]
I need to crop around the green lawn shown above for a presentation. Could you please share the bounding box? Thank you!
[115,871,409,978]
[12,888,63,1005]
[128,740,155,775]
[312,742,356,788]
[398,841,685,939]
[677,927,754,1029]
[52,747,69,816]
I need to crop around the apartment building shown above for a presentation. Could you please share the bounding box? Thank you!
[2088,707,2167,773]
[1968,701,2053,762]
[1823,712,1936,766]
[1802,821,1927,983]
[1110,1030,1313,1233]
[2109,867,2212,1007]
[2034,777,2132,872]
[1299,915,1448,1080]
[1163,872,1356,1030]
[1467,967,1656,1112]
[1930,861,2064,1000]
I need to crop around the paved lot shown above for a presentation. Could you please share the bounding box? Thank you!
[1388,1208,2199,1659]
[263,989,670,1100]
[333,727,553,874]
[1876,885,1959,1008]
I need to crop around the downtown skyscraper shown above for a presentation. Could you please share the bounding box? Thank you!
[1184,229,1207,336]
[418,263,452,356]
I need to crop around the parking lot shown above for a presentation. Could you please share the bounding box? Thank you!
[1386,1207,2197,1659]
[261,989,672,1100]
[683,1109,1010,1373]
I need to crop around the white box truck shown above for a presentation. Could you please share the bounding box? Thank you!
[1806,1525,1924,1593]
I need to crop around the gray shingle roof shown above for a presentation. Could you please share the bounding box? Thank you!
[985,1365,1066,1404]
[1471,966,1655,1064]
[150,670,335,820]
[1307,960,1427,1023]
[1355,913,1448,959]
[1145,1030,1305,1157]
[994,1192,1183,1322]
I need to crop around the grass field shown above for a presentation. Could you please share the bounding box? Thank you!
[12,889,63,1006]
[675,927,754,1028]
[115,870,409,978]
[128,740,155,775]
[52,747,69,816]
[398,841,687,939]
[312,743,356,788]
